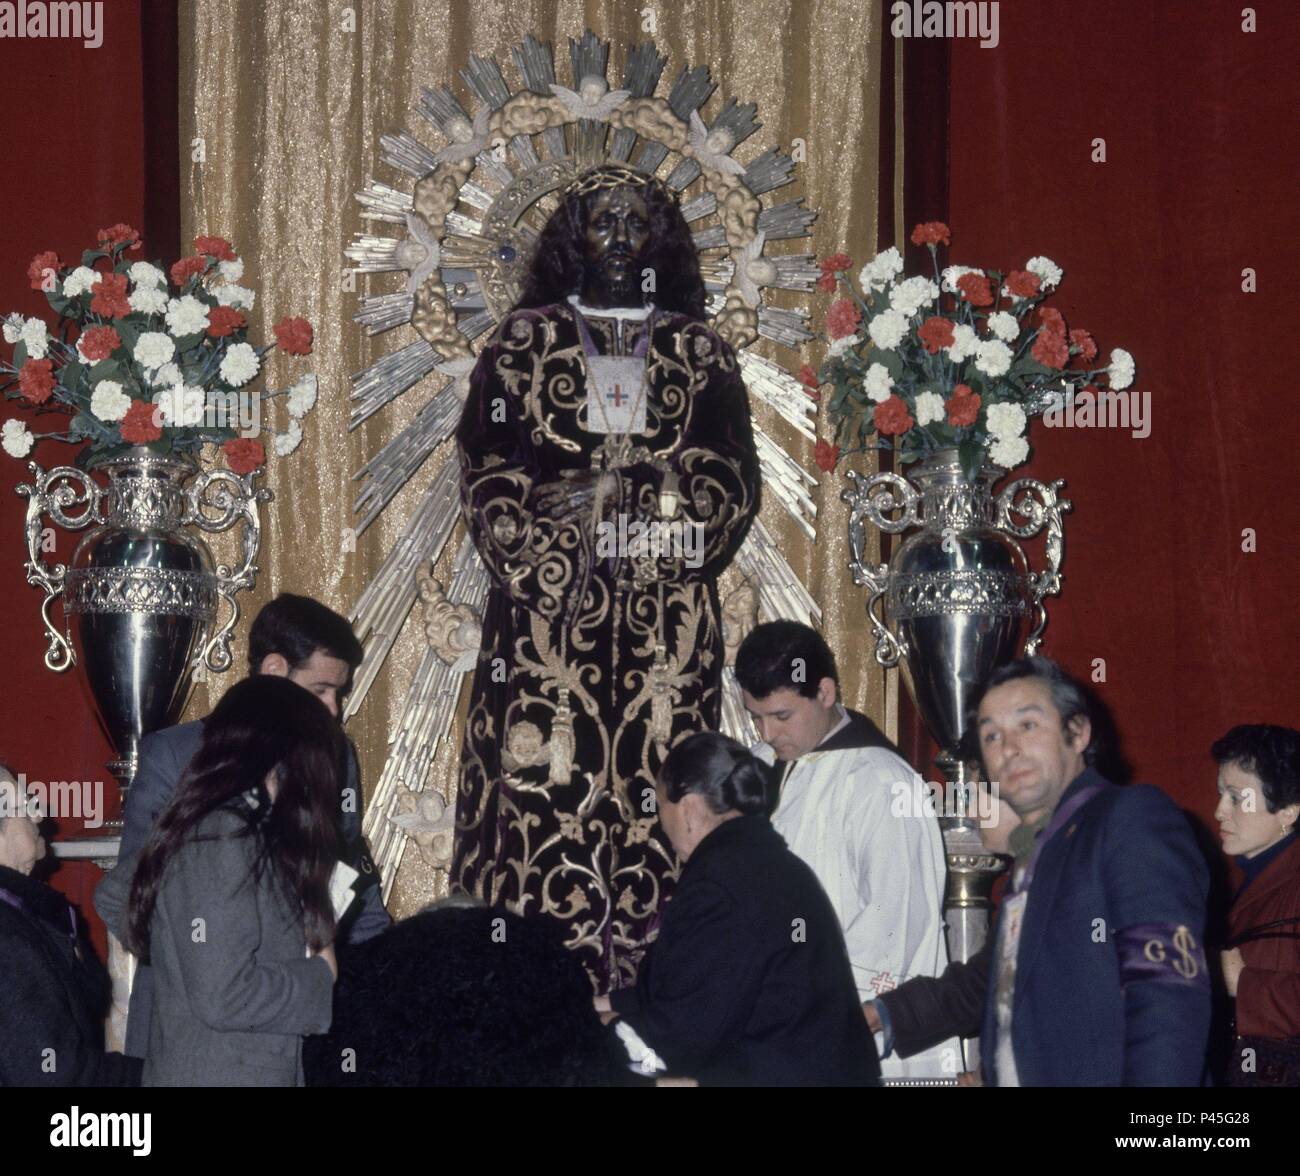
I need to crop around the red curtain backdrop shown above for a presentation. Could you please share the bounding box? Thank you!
[0,0,163,959]
[941,0,1300,842]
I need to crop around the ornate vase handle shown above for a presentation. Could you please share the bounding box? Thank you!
[842,469,920,667]
[15,462,105,671]
[993,477,1072,655]
[183,468,273,673]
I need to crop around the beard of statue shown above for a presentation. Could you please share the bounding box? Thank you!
[580,187,652,309]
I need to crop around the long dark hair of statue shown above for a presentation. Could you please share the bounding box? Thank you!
[515,180,708,321]
[124,675,343,959]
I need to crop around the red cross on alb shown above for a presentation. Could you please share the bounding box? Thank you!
[606,383,625,408]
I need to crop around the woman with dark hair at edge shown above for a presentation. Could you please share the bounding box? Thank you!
[453,164,761,992]
[95,676,343,1086]
[1214,724,1300,1086]
[596,732,880,1086]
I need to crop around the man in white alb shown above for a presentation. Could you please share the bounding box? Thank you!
[736,620,959,1081]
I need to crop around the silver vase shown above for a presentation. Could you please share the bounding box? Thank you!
[843,448,1071,964]
[17,446,270,795]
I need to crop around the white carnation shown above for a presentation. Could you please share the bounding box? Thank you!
[867,309,909,351]
[154,384,206,428]
[826,333,860,358]
[890,276,939,319]
[133,331,176,370]
[90,380,132,422]
[151,361,182,388]
[273,419,303,457]
[974,339,1013,378]
[3,313,25,344]
[2,418,35,458]
[863,363,895,404]
[989,434,1030,469]
[214,284,255,310]
[858,246,903,293]
[947,323,980,362]
[218,257,244,283]
[915,390,946,427]
[1108,347,1135,390]
[988,311,1019,343]
[1026,256,1063,289]
[61,266,99,298]
[986,402,1028,440]
[129,286,168,316]
[165,295,210,337]
[219,342,260,387]
[128,261,167,289]
[941,265,981,294]
[286,374,318,419]
[20,317,49,359]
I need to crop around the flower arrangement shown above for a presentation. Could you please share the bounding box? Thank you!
[804,222,1136,481]
[1,224,318,474]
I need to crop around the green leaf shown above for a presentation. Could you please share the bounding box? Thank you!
[958,437,985,482]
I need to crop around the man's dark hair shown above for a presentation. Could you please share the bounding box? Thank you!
[514,177,707,320]
[1211,724,1300,814]
[969,655,1101,768]
[247,593,364,679]
[734,621,839,702]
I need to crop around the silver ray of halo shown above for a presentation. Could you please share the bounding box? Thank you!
[344,31,829,892]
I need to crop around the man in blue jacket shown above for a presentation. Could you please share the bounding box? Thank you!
[974,656,1210,1086]
[115,593,391,1059]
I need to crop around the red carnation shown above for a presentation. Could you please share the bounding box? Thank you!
[222,437,265,475]
[813,441,839,472]
[946,383,981,427]
[97,223,142,251]
[956,272,995,307]
[874,395,915,437]
[1069,328,1098,363]
[797,363,820,390]
[193,235,237,262]
[910,221,951,247]
[170,255,209,286]
[120,399,163,444]
[207,306,247,338]
[26,250,61,292]
[825,298,862,340]
[18,358,55,404]
[1005,270,1041,299]
[1031,329,1070,369]
[78,325,122,362]
[816,272,837,293]
[1038,306,1066,336]
[273,316,313,356]
[90,272,132,319]
[819,253,853,274]
[918,315,955,354]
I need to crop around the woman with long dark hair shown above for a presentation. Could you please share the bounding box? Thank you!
[597,732,880,1086]
[95,676,344,1086]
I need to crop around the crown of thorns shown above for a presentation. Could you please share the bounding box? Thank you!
[562,164,678,203]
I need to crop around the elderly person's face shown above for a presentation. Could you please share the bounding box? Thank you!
[0,774,46,875]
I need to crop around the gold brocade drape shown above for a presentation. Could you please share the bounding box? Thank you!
[180,0,894,917]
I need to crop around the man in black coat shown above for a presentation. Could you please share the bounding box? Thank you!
[1,769,140,1086]
[115,594,391,1059]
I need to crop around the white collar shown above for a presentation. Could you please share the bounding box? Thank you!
[566,293,656,321]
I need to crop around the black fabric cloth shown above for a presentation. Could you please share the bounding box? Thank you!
[878,940,991,1059]
[0,864,141,1087]
[609,814,881,1086]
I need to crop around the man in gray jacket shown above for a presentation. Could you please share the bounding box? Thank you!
[111,593,391,1059]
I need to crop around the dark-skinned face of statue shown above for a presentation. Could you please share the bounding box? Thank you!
[580,187,651,309]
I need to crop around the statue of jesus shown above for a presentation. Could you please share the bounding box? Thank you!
[452,164,761,991]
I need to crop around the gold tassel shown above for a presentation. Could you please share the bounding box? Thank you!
[549,687,574,784]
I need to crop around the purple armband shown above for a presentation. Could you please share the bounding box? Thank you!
[1115,922,1209,989]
